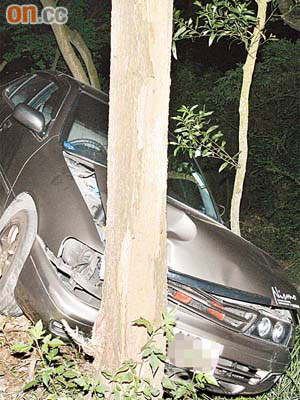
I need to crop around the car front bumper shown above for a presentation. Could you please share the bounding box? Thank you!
[15,237,98,338]
[15,237,294,395]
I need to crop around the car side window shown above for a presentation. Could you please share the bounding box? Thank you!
[29,82,61,129]
[9,76,49,106]
[4,75,32,98]
[63,93,108,165]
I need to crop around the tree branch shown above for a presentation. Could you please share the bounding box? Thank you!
[40,0,100,88]
[277,0,300,32]
[68,27,100,89]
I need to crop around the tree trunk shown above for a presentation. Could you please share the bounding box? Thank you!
[40,0,100,89]
[230,0,268,235]
[92,0,173,385]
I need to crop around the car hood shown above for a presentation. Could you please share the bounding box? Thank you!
[167,201,300,310]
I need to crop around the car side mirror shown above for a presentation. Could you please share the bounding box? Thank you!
[13,104,45,134]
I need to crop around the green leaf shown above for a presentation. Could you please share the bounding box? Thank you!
[212,132,223,140]
[132,317,153,335]
[11,342,32,353]
[162,377,176,390]
[206,125,218,134]
[115,363,130,376]
[204,373,219,386]
[157,353,167,362]
[41,343,49,353]
[47,348,59,361]
[174,25,187,39]
[208,33,216,47]
[63,370,79,379]
[142,347,152,358]
[74,377,88,388]
[194,149,201,158]
[95,383,109,394]
[29,320,45,340]
[23,380,38,391]
[49,338,65,347]
[54,365,65,375]
[219,162,228,172]
[149,353,160,375]
[174,385,187,398]
[118,371,134,383]
[150,387,160,397]
[172,41,178,60]
[43,334,52,344]
[101,370,113,380]
[142,385,152,398]
[42,371,50,387]
[56,375,67,386]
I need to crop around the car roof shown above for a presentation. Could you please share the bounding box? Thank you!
[37,70,109,104]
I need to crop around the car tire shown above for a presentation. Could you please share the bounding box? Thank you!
[0,194,37,316]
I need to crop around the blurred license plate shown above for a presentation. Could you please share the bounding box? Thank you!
[168,329,223,373]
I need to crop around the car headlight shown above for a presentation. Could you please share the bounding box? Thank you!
[257,317,272,338]
[272,321,286,343]
[167,280,294,346]
[249,314,292,345]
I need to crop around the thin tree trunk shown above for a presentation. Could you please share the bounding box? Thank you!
[0,60,8,74]
[230,0,268,235]
[68,28,100,89]
[40,0,100,88]
[92,0,173,386]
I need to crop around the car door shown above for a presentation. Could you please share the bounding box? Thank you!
[0,75,37,210]
[0,74,68,211]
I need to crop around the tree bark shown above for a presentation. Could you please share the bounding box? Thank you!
[230,0,268,235]
[40,0,100,89]
[92,0,173,385]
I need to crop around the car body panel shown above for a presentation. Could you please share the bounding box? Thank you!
[167,203,299,309]
[13,140,104,254]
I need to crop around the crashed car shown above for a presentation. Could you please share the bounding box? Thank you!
[0,71,299,395]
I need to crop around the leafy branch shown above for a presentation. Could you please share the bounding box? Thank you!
[171,105,239,173]
[173,0,259,56]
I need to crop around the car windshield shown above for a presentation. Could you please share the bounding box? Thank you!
[63,92,219,221]
[167,153,219,220]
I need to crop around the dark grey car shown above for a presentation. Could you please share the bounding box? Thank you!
[0,71,299,396]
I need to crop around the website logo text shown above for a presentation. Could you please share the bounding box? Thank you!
[6,4,68,25]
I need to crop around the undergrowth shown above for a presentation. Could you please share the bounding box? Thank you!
[1,315,299,399]
[0,314,213,399]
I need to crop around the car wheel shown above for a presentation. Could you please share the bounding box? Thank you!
[0,194,37,316]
